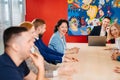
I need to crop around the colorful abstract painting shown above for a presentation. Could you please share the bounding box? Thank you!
[68,0,120,35]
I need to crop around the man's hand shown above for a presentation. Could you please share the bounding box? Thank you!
[29,53,45,80]
[30,53,44,70]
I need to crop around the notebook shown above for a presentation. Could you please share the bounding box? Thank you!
[88,36,106,46]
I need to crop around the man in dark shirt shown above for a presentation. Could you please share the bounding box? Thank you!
[90,16,111,36]
[0,27,45,80]
[89,16,115,43]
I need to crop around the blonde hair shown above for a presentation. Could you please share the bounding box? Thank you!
[19,21,33,30]
[107,23,120,41]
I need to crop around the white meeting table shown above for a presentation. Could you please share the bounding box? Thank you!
[49,43,120,80]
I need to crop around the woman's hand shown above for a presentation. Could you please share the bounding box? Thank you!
[111,51,120,60]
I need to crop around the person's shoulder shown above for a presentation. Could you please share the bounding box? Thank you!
[0,66,21,80]
[51,32,60,39]
[0,65,17,74]
[94,26,101,28]
[52,32,58,36]
[92,26,101,30]
[0,53,10,66]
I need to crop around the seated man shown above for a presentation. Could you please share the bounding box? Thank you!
[20,21,78,78]
[0,27,45,80]
[89,16,115,43]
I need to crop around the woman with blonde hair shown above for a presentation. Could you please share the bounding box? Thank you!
[107,23,120,40]
[107,23,120,49]
[107,23,120,74]
[106,23,120,61]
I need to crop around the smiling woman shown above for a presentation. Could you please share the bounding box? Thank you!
[107,23,120,49]
[48,19,79,55]
[48,19,69,54]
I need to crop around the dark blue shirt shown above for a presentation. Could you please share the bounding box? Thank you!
[34,38,64,64]
[0,53,30,80]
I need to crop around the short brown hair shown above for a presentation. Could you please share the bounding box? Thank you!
[32,18,45,29]
[3,27,27,47]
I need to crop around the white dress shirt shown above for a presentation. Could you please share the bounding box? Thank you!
[100,27,106,36]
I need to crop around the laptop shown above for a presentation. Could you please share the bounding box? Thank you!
[88,36,106,46]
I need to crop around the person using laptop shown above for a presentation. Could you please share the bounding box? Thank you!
[89,16,115,43]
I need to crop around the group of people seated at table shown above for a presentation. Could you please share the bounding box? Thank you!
[0,16,120,80]
[89,16,120,73]
[20,19,79,77]
[0,18,79,80]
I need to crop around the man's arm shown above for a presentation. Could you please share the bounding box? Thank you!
[24,71,49,80]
